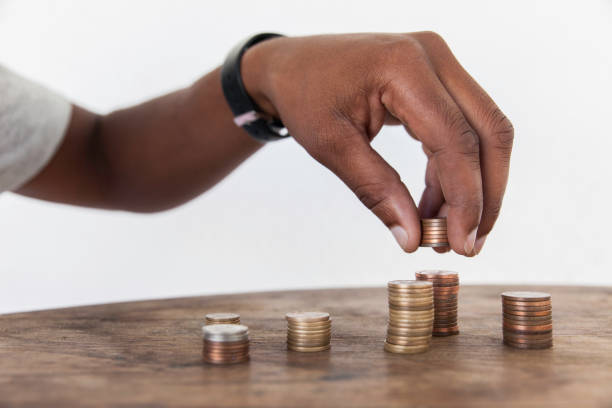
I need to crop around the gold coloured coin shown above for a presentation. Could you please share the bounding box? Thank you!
[287,344,331,352]
[285,312,330,323]
[384,341,429,354]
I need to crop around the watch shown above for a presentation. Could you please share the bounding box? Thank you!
[221,33,290,142]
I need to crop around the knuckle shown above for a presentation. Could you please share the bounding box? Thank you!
[486,107,515,152]
[443,109,480,156]
[417,31,447,46]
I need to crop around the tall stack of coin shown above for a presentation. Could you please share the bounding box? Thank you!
[205,312,240,325]
[385,280,433,354]
[501,291,553,349]
[416,270,460,336]
[286,312,331,352]
[202,324,250,364]
[420,218,449,247]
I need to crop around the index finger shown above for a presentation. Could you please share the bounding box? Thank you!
[381,62,483,255]
[414,32,514,254]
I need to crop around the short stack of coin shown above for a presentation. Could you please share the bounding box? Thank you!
[501,291,553,349]
[416,270,460,336]
[286,312,331,352]
[385,280,433,354]
[420,218,449,247]
[205,312,240,325]
[202,324,250,364]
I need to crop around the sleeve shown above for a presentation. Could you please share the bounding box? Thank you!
[0,65,71,192]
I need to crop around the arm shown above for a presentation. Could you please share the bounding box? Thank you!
[16,33,514,255]
[16,67,261,212]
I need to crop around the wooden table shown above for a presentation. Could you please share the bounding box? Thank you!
[1,286,611,407]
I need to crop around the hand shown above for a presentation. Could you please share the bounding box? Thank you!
[243,32,514,256]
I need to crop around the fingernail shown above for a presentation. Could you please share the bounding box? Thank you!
[390,225,408,251]
[474,234,488,255]
[463,228,478,256]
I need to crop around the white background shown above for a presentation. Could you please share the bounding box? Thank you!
[1,0,611,313]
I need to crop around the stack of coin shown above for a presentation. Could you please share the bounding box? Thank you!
[286,312,331,352]
[202,324,250,364]
[385,280,433,354]
[416,270,460,336]
[205,312,240,325]
[501,291,553,349]
[420,218,449,247]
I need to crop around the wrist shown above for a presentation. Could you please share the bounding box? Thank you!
[241,36,286,119]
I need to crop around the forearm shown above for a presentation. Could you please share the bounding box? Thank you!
[17,67,262,211]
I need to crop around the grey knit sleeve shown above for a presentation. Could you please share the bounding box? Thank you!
[0,65,71,191]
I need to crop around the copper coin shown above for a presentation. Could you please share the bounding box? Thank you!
[204,351,249,359]
[503,309,552,317]
[204,339,249,347]
[503,318,552,326]
[386,335,431,345]
[503,305,552,312]
[204,351,250,359]
[501,291,551,301]
[433,322,458,328]
[503,339,552,349]
[420,243,450,247]
[203,357,249,365]
[434,289,460,296]
[204,344,250,352]
[503,332,553,342]
[503,323,553,332]
[421,217,447,222]
[431,283,459,289]
[502,313,552,322]
[416,270,458,279]
[421,234,449,239]
[420,224,448,229]
[434,309,458,314]
[432,325,459,332]
[420,239,450,244]
[502,300,551,307]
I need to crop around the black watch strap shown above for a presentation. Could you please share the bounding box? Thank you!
[221,33,289,142]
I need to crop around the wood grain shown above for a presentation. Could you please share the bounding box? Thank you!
[1,286,611,407]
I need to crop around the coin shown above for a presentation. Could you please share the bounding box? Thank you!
[503,309,552,317]
[287,344,331,352]
[286,312,330,323]
[386,335,431,346]
[502,313,552,322]
[288,321,332,330]
[502,299,551,307]
[502,331,554,341]
[388,280,433,289]
[503,305,552,313]
[287,339,330,347]
[503,339,553,349]
[287,327,332,335]
[384,341,429,354]
[503,322,553,332]
[501,291,551,301]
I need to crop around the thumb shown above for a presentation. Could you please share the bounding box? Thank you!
[312,137,421,252]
